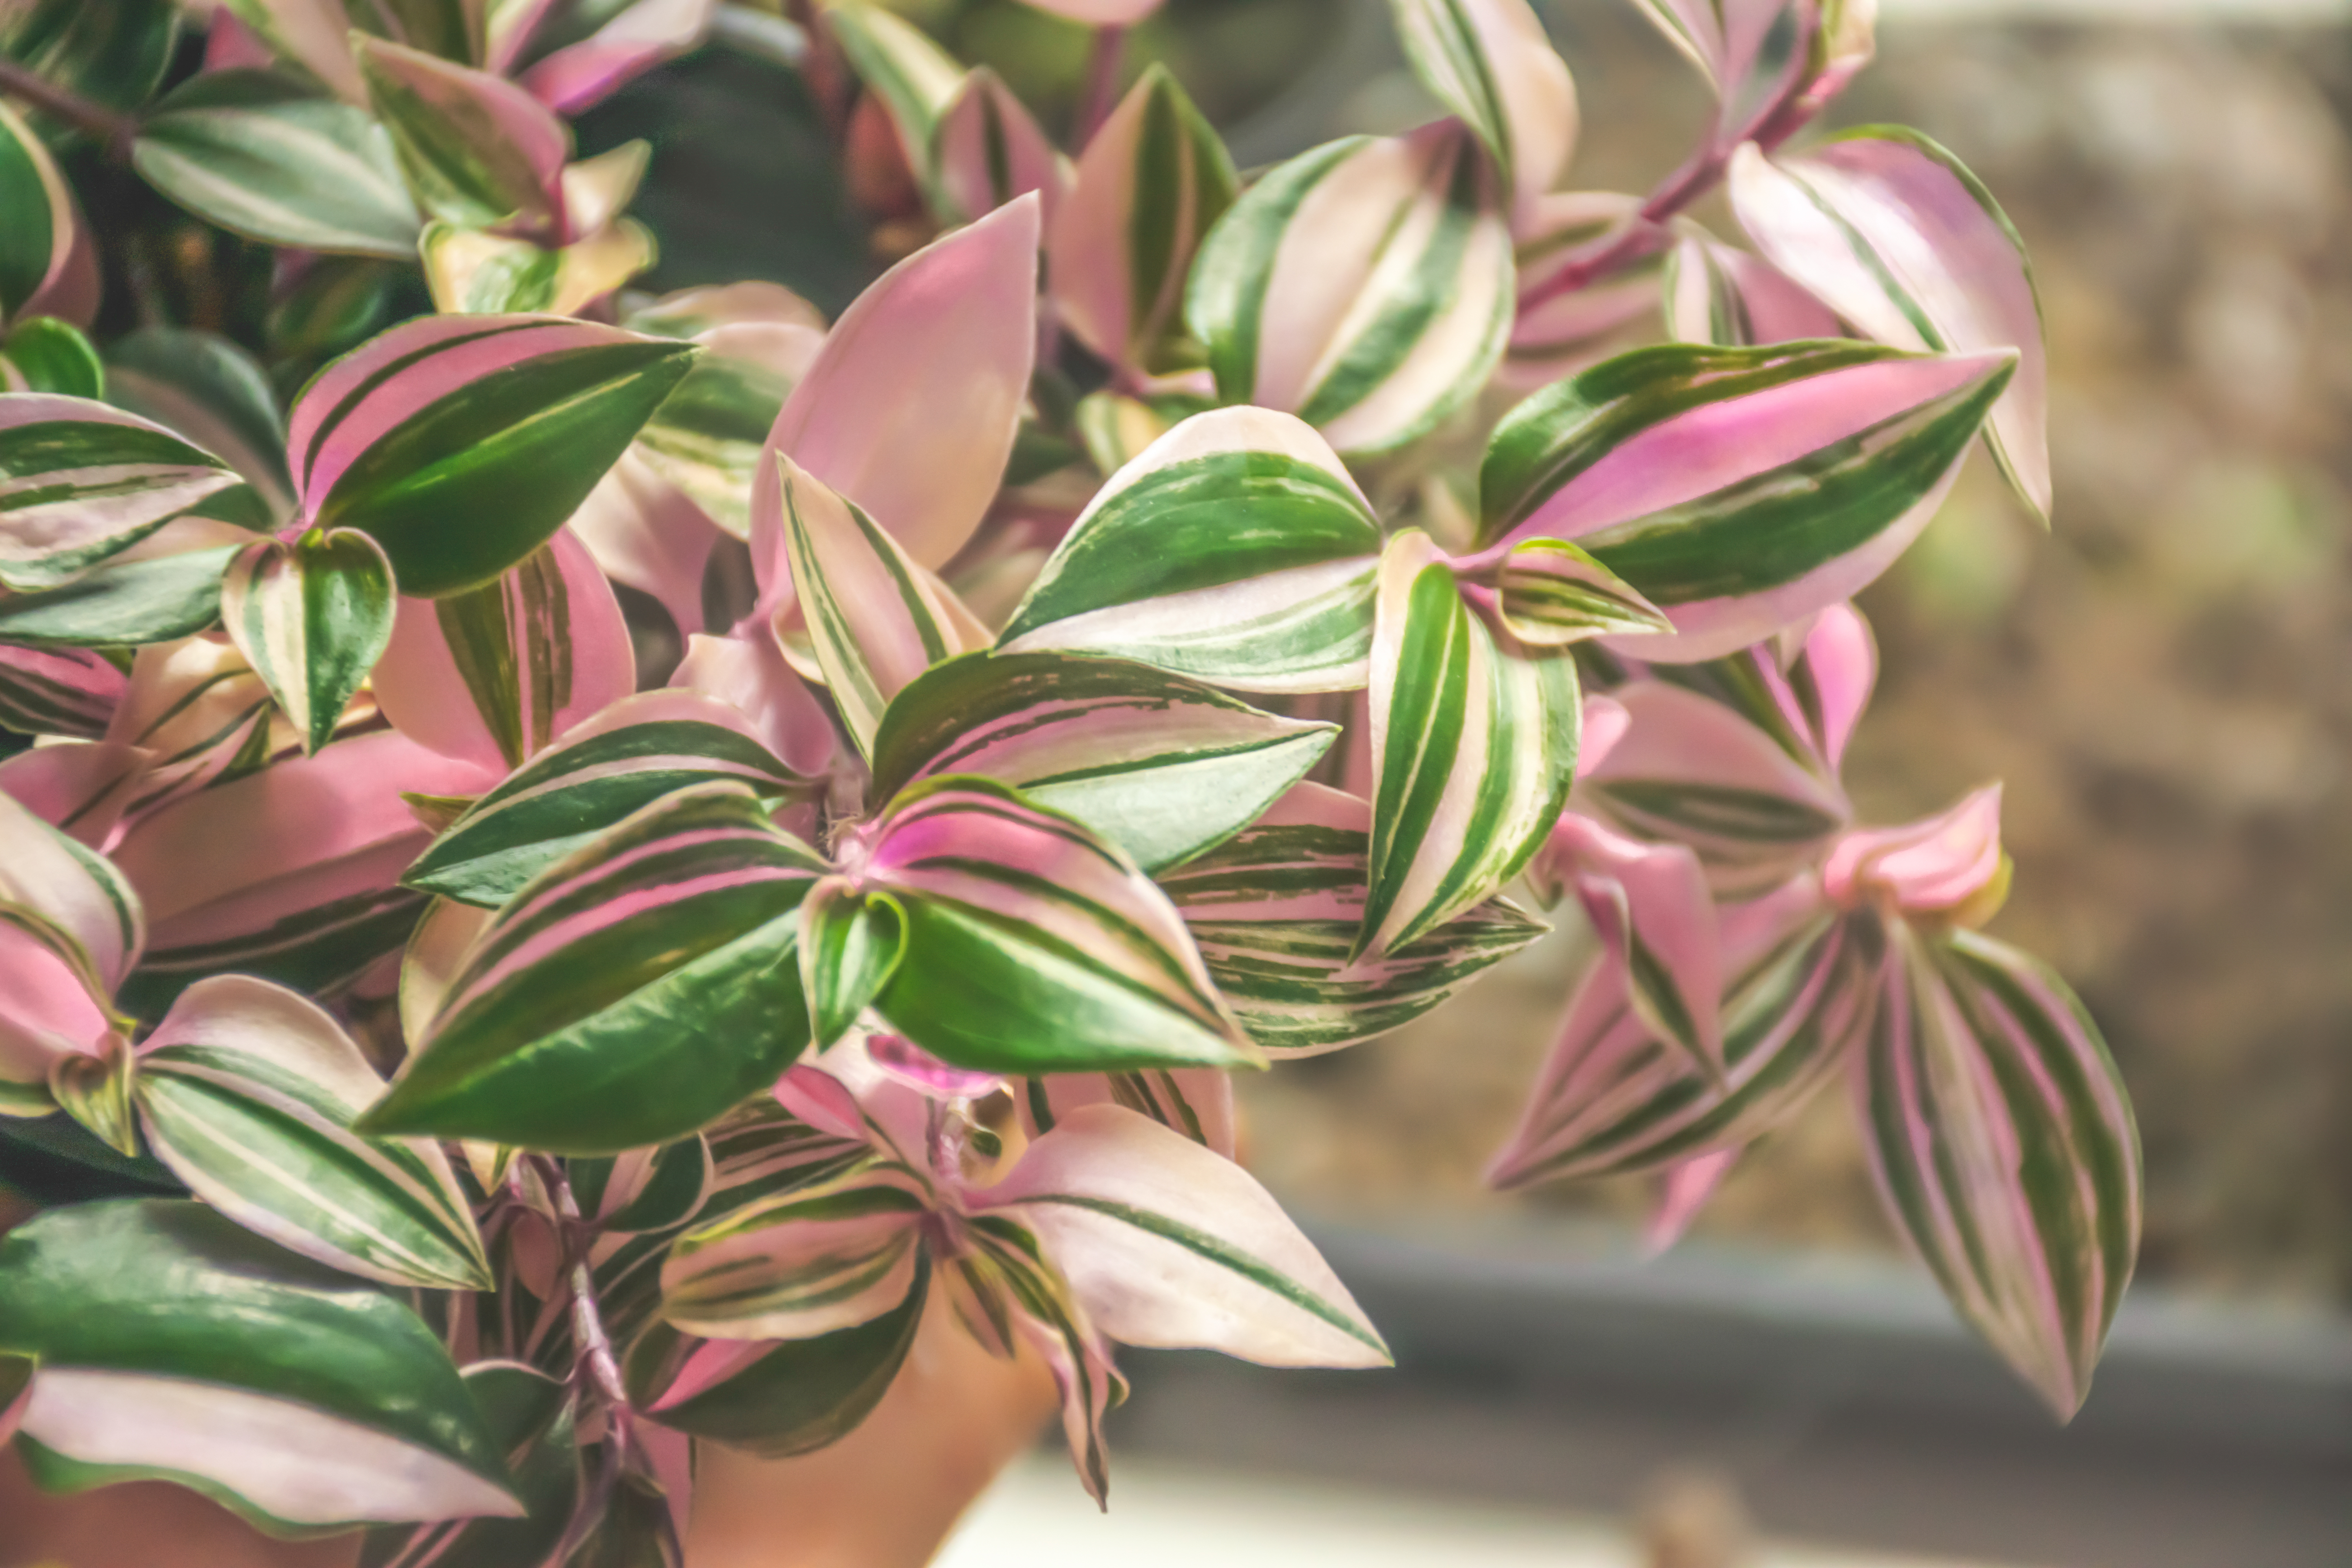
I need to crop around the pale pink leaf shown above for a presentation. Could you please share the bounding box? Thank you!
[936,67,1068,227]
[1646,1147,1737,1255]
[669,627,839,779]
[1825,782,2005,915]
[0,741,151,849]
[519,0,717,116]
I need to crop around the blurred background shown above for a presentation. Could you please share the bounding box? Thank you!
[584,0,2352,1563]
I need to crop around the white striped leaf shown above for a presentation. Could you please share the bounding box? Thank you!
[1019,1067,1237,1159]
[1158,782,1546,1056]
[356,36,568,235]
[362,782,826,1153]
[0,641,124,738]
[1359,529,1580,962]
[773,452,987,760]
[0,1199,518,1532]
[132,975,492,1291]
[1628,0,1818,151]
[661,1159,931,1341]
[868,652,1338,874]
[1188,122,1515,455]
[0,780,143,990]
[420,218,658,317]
[133,71,422,259]
[221,526,398,755]
[1048,65,1236,375]
[1660,232,1841,347]
[1475,339,2014,661]
[0,541,242,648]
[104,327,296,525]
[403,690,807,908]
[1488,884,1878,1187]
[959,1211,1124,1503]
[103,637,273,823]
[357,1362,581,1568]
[800,878,907,1050]
[824,2,963,188]
[860,777,1261,1075]
[1387,0,1578,211]
[1537,810,1725,1076]
[1858,923,2140,1416]
[0,99,96,330]
[934,65,1067,225]
[287,313,697,597]
[1493,535,1669,644]
[985,1103,1389,1369]
[997,407,1382,694]
[370,527,636,773]
[625,329,811,542]
[0,394,245,591]
[1731,129,2050,520]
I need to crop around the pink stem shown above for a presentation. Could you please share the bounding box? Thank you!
[1074,24,1126,147]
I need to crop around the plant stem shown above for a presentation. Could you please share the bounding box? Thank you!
[1075,24,1126,146]
[0,55,137,160]
[534,1156,639,1562]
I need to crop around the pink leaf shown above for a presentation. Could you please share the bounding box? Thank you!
[753,198,1040,573]
[518,0,717,116]
[217,0,367,100]
[0,783,144,990]
[0,918,115,1101]
[1794,600,1875,771]
[1825,782,2005,916]
[1576,692,1630,778]
[1545,810,1724,1074]
[104,639,271,820]
[936,68,1068,227]
[567,452,722,641]
[1646,1147,1737,1255]
[0,642,126,742]
[669,626,839,779]
[868,1032,1005,1101]
[0,741,151,849]
[371,528,635,773]
[355,36,571,236]
[1663,234,1841,346]
[1017,1067,1237,1160]
[1010,0,1163,20]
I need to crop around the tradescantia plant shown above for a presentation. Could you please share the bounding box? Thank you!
[0,0,2136,1554]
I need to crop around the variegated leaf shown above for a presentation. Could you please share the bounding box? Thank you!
[133,71,422,259]
[934,65,1067,225]
[869,652,1337,874]
[102,637,273,821]
[661,1160,931,1340]
[0,542,241,649]
[103,328,296,523]
[133,975,492,1291]
[1540,810,1723,1076]
[287,313,696,597]
[356,35,569,235]
[0,99,98,329]
[221,526,398,754]
[1660,232,1841,347]
[1476,339,2015,660]
[515,0,717,116]
[357,1361,581,1568]
[0,1200,517,1532]
[1387,0,1578,212]
[0,395,244,591]
[370,527,635,773]
[1494,535,1669,644]
[623,306,819,540]
[800,878,907,1049]
[2,317,102,397]
[1158,781,1545,1055]
[772,454,987,760]
[403,689,807,908]
[1189,122,1515,455]
[1048,65,1235,375]
[1859,924,2139,1416]
[997,407,1381,694]
[963,1211,1124,1504]
[858,777,1260,1075]
[1359,530,1579,962]
[752,198,1038,573]
[0,641,124,738]
[1731,129,2050,520]
[1019,1067,1237,1159]
[1488,880,1874,1186]
[986,1103,1389,1368]
[421,218,657,317]
[824,2,963,187]
[363,783,825,1153]
[0,779,144,989]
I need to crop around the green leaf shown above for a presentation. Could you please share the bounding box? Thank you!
[221,528,397,754]
[997,407,1381,694]
[355,36,567,234]
[104,327,296,520]
[3,317,102,397]
[0,543,240,647]
[403,690,807,909]
[133,976,493,1292]
[0,0,179,122]
[359,1363,581,1568]
[1492,535,1670,644]
[364,783,825,1154]
[133,71,422,260]
[870,651,1337,874]
[629,351,796,540]
[0,1199,517,1532]
[0,396,244,591]
[800,879,906,1050]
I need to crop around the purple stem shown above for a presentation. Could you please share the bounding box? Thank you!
[0,55,137,160]
[1074,24,1126,147]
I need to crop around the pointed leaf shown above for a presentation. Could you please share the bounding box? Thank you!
[1731,129,2050,520]
[661,1160,931,1340]
[358,1362,582,1568]
[800,878,907,1049]
[1478,339,2014,659]
[356,35,569,234]
[823,2,963,186]
[133,70,422,259]
[772,454,984,760]
[371,527,635,772]
[1858,925,2140,1416]
[222,526,398,754]
[753,198,1039,572]
[862,777,1259,1075]
[215,0,368,99]
[1360,530,1579,961]
[1661,232,1841,347]
[0,782,142,988]
[997,407,1380,694]
[3,317,102,397]
[964,1213,1124,1505]
[287,313,696,597]
[935,65,1067,225]
[403,689,807,908]
[625,320,816,541]
[364,783,825,1153]
[0,99,95,330]
[421,219,657,317]
[133,975,492,1290]
[0,394,244,591]
[0,541,242,648]
[1388,0,1578,212]
[869,651,1337,874]
[518,0,717,116]
[1544,811,1723,1075]
[1048,65,1235,374]
[0,1199,517,1531]
[0,641,125,738]
[1160,782,1546,1056]
[1494,535,1669,644]
[1188,123,1514,455]
[103,327,295,522]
